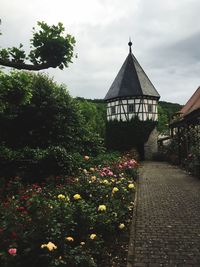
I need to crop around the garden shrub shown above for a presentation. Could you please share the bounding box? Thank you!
[0,71,105,179]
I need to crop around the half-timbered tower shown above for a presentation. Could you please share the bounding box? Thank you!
[104,41,160,121]
[104,41,160,159]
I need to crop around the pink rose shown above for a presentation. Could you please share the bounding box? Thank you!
[8,248,17,255]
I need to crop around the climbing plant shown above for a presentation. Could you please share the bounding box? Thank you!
[106,117,156,158]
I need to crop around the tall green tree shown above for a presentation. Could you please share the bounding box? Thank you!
[76,98,106,138]
[0,21,75,70]
[0,71,103,153]
[0,71,104,178]
[157,105,169,134]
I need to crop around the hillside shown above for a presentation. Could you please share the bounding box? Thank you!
[159,101,182,120]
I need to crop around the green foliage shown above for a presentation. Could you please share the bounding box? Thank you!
[0,71,104,178]
[0,70,33,112]
[106,118,156,158]
[159,101,182,121]
[0,153,137,266]
[0,22,75,70]
[157,105,169,134]
[76,98,106,138]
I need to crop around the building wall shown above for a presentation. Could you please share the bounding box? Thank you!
[144,128,159,160]
[107,98,158,121]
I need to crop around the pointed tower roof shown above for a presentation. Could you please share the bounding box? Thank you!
[104,41,160,100]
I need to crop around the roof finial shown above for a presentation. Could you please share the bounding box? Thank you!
[128,38,132,53]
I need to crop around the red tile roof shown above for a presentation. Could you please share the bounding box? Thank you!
[179,87,200,117]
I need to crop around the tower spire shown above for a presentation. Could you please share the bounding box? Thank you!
[128,38,132,53]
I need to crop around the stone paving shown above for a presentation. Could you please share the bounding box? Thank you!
[127,161,200,267]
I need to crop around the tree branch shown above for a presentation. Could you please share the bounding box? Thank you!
[0,59,54,71]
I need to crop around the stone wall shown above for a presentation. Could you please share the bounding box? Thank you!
[144,127,158,160]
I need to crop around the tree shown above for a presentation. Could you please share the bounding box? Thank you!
[76,98,106,138]
[0,71,104,178]
[0,71,83,150]
[0,21,76,71]
[157,105,169,134]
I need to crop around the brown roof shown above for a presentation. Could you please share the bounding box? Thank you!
[179,87,200,117]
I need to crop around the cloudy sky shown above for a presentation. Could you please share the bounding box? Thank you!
[1,0,200,104]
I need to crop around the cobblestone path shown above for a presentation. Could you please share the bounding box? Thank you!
[127,161,200,267]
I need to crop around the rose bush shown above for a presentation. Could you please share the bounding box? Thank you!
[0,153,138,266]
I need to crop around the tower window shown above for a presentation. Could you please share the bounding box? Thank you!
[128,104,135,113]
[111,106,116,115]
[148,104,153,113]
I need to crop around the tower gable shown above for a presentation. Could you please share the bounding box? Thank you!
[104,43,160,101]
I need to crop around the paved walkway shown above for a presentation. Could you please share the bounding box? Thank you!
[127,161,200,267]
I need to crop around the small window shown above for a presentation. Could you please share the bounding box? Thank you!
[128,104,135,113]
[148,104,153,113]
[111,106,116,115]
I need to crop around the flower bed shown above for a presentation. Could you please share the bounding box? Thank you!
[0,153,138,267]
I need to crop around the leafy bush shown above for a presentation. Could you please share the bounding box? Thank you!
[0,71,105,178]
[0,146,83,181]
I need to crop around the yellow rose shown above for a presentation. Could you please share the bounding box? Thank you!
[57,194,65,199]
[41,241,57,251]
[91,176,97,182]
[90,234,97,240]
[119,223,125,230]
[65,236,74,242]
[128,183,135,189]
[73,194,81,200]
[98,205,106,211]
[112,187,119,193]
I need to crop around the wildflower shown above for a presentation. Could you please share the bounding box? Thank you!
[57,194,65,199]
[112,187,119,194]
[90,234,97,240]
[80,242,85,245]
[119,223,125,229]
[98,205,106,211]
[73,194,81,200]
[128,183,135,189]
[90,167,95,172]
[103,179,109,184]
[84,156,90,160]
[41,242,57,251]
[65,236,74,242]
[8,248,17,255]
